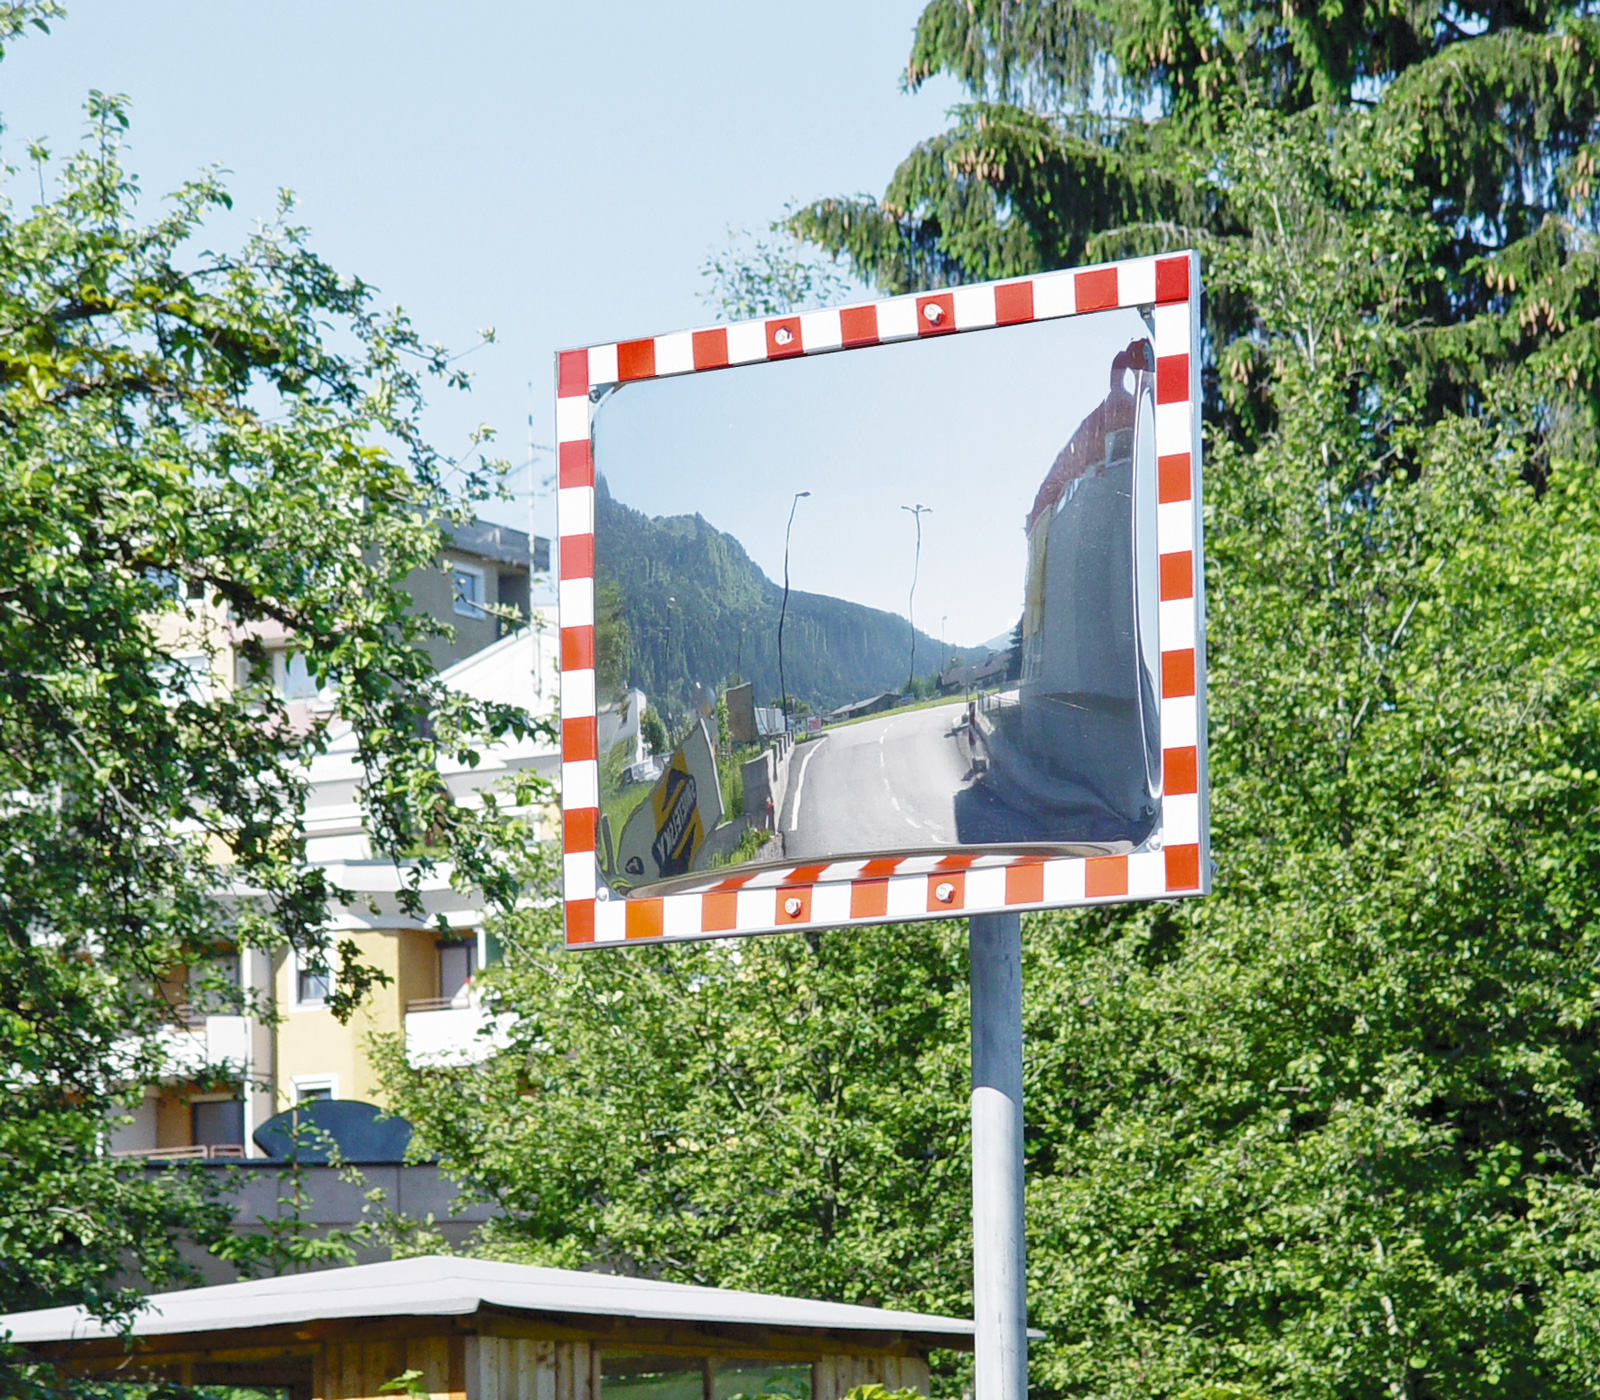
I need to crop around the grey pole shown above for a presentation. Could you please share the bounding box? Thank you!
[969,909,1026,1400]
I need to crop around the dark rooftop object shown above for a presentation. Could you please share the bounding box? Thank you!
[252,1099,413,1164]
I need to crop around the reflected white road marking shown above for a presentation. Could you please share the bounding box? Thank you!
[783,735,828,833]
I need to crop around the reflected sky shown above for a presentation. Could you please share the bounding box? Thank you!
[592,306,1152,649]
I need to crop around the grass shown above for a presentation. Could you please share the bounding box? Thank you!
[598,743,653,860]
[600,737,761,868]
[717,741,760,821]
[819,692,970,731]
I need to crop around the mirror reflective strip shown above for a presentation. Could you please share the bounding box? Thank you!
[555,251,1207,947]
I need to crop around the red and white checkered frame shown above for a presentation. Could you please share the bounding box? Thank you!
[557,251,1208,948]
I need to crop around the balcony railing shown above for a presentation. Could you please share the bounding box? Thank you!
[403,989,512,1068]
[111,1143,246,1161]
[164,1003,210,1030]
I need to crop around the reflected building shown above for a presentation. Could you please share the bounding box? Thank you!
[1009,336,1163,845]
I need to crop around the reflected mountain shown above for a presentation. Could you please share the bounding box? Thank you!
[593,475,991,719]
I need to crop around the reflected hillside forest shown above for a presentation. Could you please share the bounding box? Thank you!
[593,476,997,724]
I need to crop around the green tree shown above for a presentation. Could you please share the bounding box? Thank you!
[374,903,973,1312]
[700,223,855,321]
[0,11,544,1331]
[771,1,1600,1395]
[390,10,1600,1400]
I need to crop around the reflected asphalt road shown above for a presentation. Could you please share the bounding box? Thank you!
[783,701,1054,859]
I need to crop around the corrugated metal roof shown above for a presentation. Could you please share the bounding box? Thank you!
[0,1255,975,1348]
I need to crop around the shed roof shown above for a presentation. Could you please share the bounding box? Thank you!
[0,1256,975,1350]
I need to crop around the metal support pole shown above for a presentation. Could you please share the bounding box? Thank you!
[970,910,1026,1400]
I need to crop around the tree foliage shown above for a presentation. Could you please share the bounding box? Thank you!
[699,224,856,321]
[375,902,974,1314]
[387,3,1600,1398]
[0,18,541,1327]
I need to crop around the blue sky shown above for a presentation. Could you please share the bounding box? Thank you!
[0,1,963,577]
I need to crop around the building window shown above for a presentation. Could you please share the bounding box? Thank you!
[274,650,321,700]
[190,1099,244,1149]
[438,939,478,1001]
[453,564,486,617]
[295,1079,335,1104]
[155,653,213,704]
[294,954,331,1009]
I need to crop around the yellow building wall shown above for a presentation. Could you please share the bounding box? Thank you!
[397,927,441,1007]
[272,927,445,1111]
[149,599,235,693]
[154,1089,192,1149]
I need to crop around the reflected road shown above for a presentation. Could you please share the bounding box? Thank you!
[782,700,1055,859]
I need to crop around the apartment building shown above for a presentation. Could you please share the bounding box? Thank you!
[112,525,558,1161]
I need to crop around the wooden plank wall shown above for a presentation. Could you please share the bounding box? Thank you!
[464,1338,601,1400]
[811,1354,931,1400]
[317,1337,466,1400]
[314,1333,924,1400]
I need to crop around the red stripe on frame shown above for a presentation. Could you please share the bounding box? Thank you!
[558,440,592,489]
[839,306,878,347]
[560,626,594,672]
[557,349,588,398]
[559,535,593,580]
[1159,551,1194,602]
[916,293,956,335]
[1155,256,1190,305]
[1162,649,1196,699]
[1075,267,1118,313]
[562,808,597,853]
[692,328,729,370]
[702,891,738,931]
[1165,844,1201,891]
[785,864,830,885]
[927,870,966,911]
[625,899,664,940]
[1005,860,1045,904]
[766,317,803,357]
[1085,856,1128,899]
[1164,745,1198,796]
[994,281,1034,325]
[561,717,597,764]
[1157,354,1189,405]
[565,899,595,945]
[850,880,889,919]
[1158,453,1192,504]
[776,885,813,924]
[617,339,656,381]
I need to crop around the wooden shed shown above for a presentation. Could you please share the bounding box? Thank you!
[1,1257,973,1400]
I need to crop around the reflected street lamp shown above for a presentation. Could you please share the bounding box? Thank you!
[665,596,676,718]
[902,503,931,692]
[779,491,810,725]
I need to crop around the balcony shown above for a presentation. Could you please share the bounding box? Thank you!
[403,988,512,1068]
[110,1143,246,1162]
[154,1011,252,1079]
